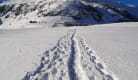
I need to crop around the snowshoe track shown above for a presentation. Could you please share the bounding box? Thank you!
[22,29,118,80]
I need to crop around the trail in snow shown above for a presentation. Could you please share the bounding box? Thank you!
[67,29,88,80]
[67,30,77,80]
[77,36,118,80]
[22,29,118,80]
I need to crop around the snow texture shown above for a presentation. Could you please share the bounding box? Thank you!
[22,29,118,80]
[0,22,138,80]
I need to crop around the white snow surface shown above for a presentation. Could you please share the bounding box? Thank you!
[0,22,138,80]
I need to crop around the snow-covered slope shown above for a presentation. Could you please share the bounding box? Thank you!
[11,0,42,3]
[0,0,138,80]
[0,0,138,29]
[0,22,138,80]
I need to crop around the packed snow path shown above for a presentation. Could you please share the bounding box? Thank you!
[22,29,118,80]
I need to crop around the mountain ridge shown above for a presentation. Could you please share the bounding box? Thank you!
[0,0,138,28]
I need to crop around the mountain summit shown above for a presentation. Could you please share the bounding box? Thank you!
[0,0,138,28]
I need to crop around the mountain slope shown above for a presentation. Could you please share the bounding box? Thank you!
[0,0,138,28]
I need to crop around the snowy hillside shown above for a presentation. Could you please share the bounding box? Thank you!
[0,0,138,80]
[0,22,138,80]
[0,0,138,29]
